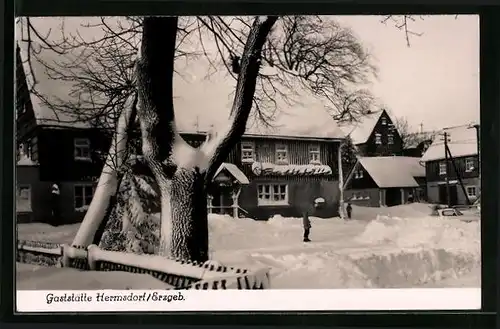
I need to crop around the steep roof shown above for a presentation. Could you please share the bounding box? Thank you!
[421,124,478,162]
[338,110,386,145]
[348,156,425,188]
[17,42,346,141]
[214,163,250,185]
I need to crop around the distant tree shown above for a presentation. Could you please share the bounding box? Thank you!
[341,135,358,181]
[393,116,435,153]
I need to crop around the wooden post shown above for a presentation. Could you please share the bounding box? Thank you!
[207,195,213,214]
[400,188,405,205]
[232,187,242,219]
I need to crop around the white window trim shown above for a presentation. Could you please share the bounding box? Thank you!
[381,117,387,125]
[375,133,382,145]
[257,184,289,206]
[308,144,321,164]
[74,138,92,162]
[466,186,477,198]
[74,184,95,211]
[465,158,475,172]
[275,144,289,164]
[241,141,255,163]
[387,133,394,145]
[354,170,364,179]
[439,161,447,175]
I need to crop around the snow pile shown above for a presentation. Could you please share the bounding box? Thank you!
[355,215,480,254]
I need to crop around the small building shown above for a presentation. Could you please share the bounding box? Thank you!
[421,124,480,206]
[343,156,426,207]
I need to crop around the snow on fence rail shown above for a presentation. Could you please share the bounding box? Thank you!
[16,240,271,289]
[17,240,63,267]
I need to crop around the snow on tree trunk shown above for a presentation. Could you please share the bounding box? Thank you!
[72,93,138,247]
[136,16,277,262]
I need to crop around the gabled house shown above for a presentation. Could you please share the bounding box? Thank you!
[343,156,426,207]
[420,124,480,206]
[339,109,404,157]
[16,43,346,223]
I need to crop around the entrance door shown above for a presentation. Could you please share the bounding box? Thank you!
[438,184,458,206]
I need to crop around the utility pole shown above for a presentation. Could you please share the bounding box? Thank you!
[468,123,480,178]
[338,142,345,220]
[442,131,451,207]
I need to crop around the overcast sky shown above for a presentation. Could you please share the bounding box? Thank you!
[21,15,479,134]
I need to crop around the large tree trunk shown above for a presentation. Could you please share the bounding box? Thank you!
[137,16,277,263]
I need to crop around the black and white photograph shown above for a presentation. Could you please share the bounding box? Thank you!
[15,15,480,311]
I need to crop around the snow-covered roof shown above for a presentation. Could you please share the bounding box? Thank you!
[421,124,478,162]
[214,163,250,185]
[349,156,425,188]
[338,110,386,145]
[18,43,346,141]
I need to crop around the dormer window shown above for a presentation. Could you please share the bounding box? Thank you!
[74,138,91,161]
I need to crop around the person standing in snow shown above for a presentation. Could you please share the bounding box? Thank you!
[302,197,324,242]
[50,183,61,226]
[346,203,352,219]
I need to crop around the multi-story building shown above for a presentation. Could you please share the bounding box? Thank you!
[421,124,480,206]
[16,46,345,223]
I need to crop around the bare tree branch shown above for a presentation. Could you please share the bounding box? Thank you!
[201,16,279,184]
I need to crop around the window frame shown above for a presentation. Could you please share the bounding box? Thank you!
[241,141,255,163]
[308,144,321,164]
[466,186,477,198]
[257,183,289,206]
[74,183,95,210]
[275,143,289,164]
[465,158,475,172]
[381,117,387,125]
[354,169,364,179]
[375,133,382,145]
[387,133,394,145]
[74,138,92,161]
[439,161,447,175]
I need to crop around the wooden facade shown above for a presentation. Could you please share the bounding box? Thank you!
[425,155,480,206]
[354,110,404,157]
[16,125,342,223]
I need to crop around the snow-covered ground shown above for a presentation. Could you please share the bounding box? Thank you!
[16,204,481,289]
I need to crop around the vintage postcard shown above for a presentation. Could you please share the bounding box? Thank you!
[15,15,480,312]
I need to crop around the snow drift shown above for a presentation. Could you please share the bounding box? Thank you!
[207,212,480,289]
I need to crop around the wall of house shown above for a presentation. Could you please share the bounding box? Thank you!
[427,177,480,206]
[358,111,404,157]
[425,155,479,182]
[343,188,380,207]
[238,176,340,220]
[37,127,111,182]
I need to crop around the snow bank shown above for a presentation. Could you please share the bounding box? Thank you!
[208,212,480,288]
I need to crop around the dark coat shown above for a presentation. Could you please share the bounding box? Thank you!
[302,207,312,229]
